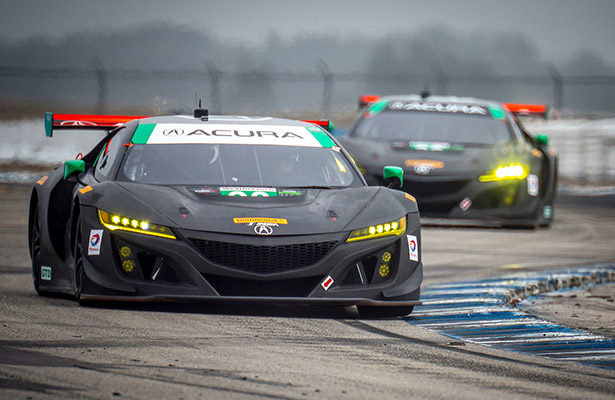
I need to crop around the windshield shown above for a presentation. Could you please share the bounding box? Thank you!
[351,111,514,145]
[118,144,362,187]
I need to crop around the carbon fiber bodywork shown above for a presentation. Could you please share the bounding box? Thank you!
[29,115,422,315]
[339,95,558,228]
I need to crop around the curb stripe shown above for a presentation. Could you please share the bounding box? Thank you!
[405,265,615,370]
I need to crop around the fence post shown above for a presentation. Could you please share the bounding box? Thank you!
[90,57,107,113]
[546,63,563,116]
[206,62,222,114]
[317,59,333,119]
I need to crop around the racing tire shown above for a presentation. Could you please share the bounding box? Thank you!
[357,305,414,318]
[72,214,90,306]
[30,206,43,294]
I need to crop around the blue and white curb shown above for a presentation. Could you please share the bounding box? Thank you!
[405,264,615,370]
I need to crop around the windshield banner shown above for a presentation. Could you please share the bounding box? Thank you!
[140,124,331,147]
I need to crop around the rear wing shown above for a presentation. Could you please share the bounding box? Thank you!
[503,103,549,119]
[301,119,333,133]
[45,112,149,137]
[45,112,334,137]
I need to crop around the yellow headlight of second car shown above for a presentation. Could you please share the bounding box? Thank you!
[346,216,406,242]
[98,209,176,239]
[479,164,528,182]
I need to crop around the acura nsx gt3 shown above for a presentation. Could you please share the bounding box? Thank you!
[29,110,422,317]
[338,94,558,228]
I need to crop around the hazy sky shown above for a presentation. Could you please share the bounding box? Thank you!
[1,0,614,63]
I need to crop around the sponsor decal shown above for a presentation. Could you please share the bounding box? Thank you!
[221,187,277,197]
[332,146,341,152]
[321,276,334,291]
[406,160,444,175]
[543,205,552,218]
[144,124,333,147]
[278,190,303,197]
[88,229,104,256]
[409,142,464,152]
[388,102,487,115]
[404,159,444,169]
[527,174,539,196]
[460,197,472,211]
[233,217,288,224]
[531,148,543,158]
[79,186,93,194]
[190,187,219,195]
[407,235,419,261]
[41,266,52,281]
[37,176,48,186]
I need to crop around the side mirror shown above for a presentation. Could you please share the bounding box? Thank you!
[535,134,549,146]
[383,166,403,189]
[63,160,85,180]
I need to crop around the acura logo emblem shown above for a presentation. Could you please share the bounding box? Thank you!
[163,128,184,136]
[254,225,273,235]
[61,120,97,126]
[414,164,431,175]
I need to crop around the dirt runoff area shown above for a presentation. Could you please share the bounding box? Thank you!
[519,282,615,339]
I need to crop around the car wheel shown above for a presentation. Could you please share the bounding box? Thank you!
[30,206,42,294]
[357,305,414,318]
[72,215,88,305]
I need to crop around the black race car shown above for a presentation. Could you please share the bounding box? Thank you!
[28,110,422,317]
[338,94,558,228]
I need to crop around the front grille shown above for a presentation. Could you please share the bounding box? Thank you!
[404,179,472,198]
[372,176,471,198]
[189,238,338,274]
[417,202,459,216]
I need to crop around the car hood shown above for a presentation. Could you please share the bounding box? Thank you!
[88,182,416,236]
[339,137,531,177]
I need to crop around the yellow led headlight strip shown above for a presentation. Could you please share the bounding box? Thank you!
[479,164,528,182]
[346,216,406,243]
[98,209,176,239]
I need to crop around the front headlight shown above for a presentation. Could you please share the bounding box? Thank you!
[98,209,176,239]
[479,164,528,182]
[346,216,406,243]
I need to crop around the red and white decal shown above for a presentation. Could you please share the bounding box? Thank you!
[460,197,472,211]
[321,276,334,291]
[88,229,104,256]
[407,235,419,262]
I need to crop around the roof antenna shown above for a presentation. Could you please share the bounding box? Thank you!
[420,87,431,100]
[194,98,208,120]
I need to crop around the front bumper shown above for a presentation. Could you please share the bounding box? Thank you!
[78,206,422,306]
[365,171,541,223]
